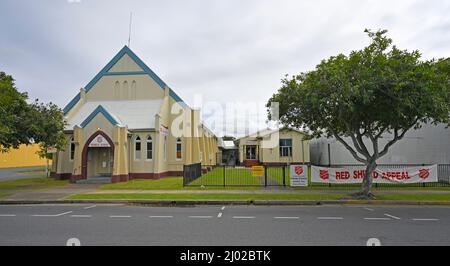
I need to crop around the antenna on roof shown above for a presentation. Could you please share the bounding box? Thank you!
[128,12,133,47]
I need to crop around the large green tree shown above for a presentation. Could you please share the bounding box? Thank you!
[0,71,67,158]
[267,30,450,198]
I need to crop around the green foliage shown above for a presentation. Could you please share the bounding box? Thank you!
[268,29,450,165]
[0,71,67,158]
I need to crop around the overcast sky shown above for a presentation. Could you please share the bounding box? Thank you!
[1,0,449,137]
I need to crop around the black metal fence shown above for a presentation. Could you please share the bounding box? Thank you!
[182,163,202,186]
[183,163,450,188]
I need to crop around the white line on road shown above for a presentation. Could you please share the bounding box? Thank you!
[412,218,439,221]
[110,215,131,218]
[221,206,226,210]
[233,216,255,219]
[0,214,16,217]
[149,216,173,218]
[274,217,300,219]
[84,205,97,210]
[32,211,73,217]
[217,212,223,218]
[71,215,92,218]
[189,216,213,219]
[364,208,374,211]
[364,218,391,221]
[317,217,343,220]
[384,214,401,220]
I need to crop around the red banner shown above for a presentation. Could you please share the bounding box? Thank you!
[311,165,438,184]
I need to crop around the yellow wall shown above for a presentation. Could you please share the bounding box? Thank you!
[0,145,48,168]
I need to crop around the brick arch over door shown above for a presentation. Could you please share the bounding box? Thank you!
[81,130,115,180]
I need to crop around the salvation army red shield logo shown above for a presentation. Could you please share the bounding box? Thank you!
[419,168,430,179]
[320,170,329,180]
[295,166,303,176]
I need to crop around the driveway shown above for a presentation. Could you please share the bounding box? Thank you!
[0,166,47,181]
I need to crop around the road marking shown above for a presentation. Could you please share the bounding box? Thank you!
[364,208,374,211]
[71,215,92,218]
[189,216,213,219]
[412,218,439,221]
[233,216,255,219]
[32,211,73,217]
[384,214,401,220]
[217,212,223,218]
[364,218,391,221]
[0,214,16,217]
[317,217,343,220]
[84,205,97,210]
[149,216,173,218]
[274,217,300,219]
[110,215,131,218]
[221,206,226,210]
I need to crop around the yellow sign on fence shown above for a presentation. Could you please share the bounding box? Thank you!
[251,166,264,177]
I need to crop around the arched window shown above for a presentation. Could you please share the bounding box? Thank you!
[146,136,153,160]
[114,81,120,98]
[131,80,137,100]
[69,137,75,161]
[134,136,141,160]
[122,81,129,99]
[176,138,182,160]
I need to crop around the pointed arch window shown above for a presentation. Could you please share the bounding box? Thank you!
[176,138,182,160]
[146,136,153,160]
[69,136,75,161]
[122,81,129,99]
[131,80,137,100]
[134,136,141,160]
[114,81,120,98]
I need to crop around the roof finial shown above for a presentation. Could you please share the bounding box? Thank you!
[128,12,133,47]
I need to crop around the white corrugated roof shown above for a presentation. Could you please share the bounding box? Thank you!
[65,100,163,130]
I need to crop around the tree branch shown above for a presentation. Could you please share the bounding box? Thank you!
[334,134,367,164]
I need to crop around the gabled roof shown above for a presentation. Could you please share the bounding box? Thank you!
[80,105,121,128]
[66,100,163,130]
[237,127,309,140]
[63,45,188,114]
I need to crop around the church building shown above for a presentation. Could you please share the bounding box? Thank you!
[51,46,218,183]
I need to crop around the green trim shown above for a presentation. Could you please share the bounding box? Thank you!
[80,105,121,128]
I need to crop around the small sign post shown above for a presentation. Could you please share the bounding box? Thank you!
[251,166,264,177]
[290,165,308,187]
[46,147,57,178]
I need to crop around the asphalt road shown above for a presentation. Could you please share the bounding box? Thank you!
[0,204,449,246]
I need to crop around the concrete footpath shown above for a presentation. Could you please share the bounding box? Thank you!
[1,184,450,205]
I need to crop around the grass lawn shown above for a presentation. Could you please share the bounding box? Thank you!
[377,194,450,201]
[66,193,348,200]
[0,192,11,198]
[0,177,69,190]
[191,167,262,186]
[100,177,262,190]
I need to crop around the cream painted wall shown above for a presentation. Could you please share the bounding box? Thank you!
[238,129,310,164]
[108,54,143,72]
[129,131,156,174]
[85,75,165,102]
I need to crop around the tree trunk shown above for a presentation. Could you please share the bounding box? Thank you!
[361,161,377,199]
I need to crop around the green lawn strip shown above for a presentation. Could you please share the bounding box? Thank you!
[377,194,450,201]
[0,192,11,198]
[66,193,347,200]
[99,176,450,191]
[0,177,69,190]
[66,193,450,201]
